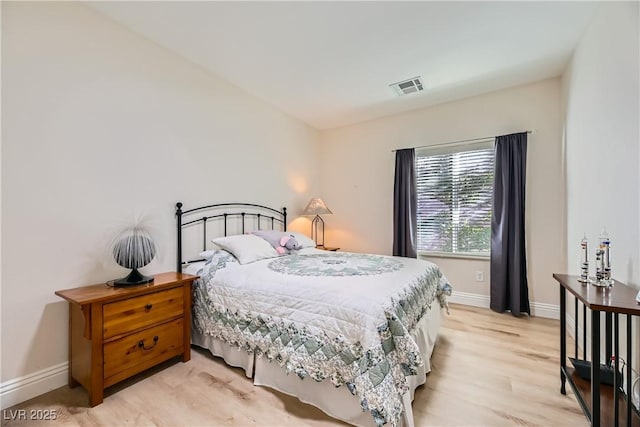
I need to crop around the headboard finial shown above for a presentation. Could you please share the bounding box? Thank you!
[176,202,183,272]
[283,207,287,231]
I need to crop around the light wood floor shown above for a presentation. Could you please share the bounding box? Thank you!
[1,304,588,426]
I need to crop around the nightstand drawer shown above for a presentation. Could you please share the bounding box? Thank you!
[103,287,183,339]
[103,318,184,387]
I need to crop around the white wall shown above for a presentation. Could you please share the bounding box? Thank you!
[1,2,319,406]
[318,79,565,312]
[562,1,639,288]
[561,1,639,377]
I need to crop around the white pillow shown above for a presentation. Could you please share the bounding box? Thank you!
[199,250,217,260]
[211,234,279,264]
[286,231,317,249]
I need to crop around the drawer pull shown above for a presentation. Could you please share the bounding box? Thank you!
[145,304,153,310]
[138,336,159,350]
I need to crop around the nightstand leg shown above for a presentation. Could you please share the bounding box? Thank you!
[68,375,79,388]
[68,306,79,388]
[89,303,104,407]
[182,282,192,362]
[89,389,103,407]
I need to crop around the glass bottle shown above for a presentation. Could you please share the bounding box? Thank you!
[579,234,589,283]
[599,228,611,282]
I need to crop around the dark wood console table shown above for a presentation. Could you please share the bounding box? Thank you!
[554,274,640,427]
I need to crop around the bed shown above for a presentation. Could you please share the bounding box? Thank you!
[176,202,451,427]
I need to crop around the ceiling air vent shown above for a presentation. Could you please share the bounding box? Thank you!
[390,76,424,96]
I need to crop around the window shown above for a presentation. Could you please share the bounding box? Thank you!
[416,140,495,256]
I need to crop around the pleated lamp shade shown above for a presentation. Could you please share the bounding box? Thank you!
[302,198,333,216]
[111,227,156,286]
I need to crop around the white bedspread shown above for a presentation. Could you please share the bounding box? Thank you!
[192,248,450,426]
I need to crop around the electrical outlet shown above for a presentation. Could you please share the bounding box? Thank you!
[475,271,484,282]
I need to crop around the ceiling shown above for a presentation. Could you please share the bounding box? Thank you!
[88,1,598,130]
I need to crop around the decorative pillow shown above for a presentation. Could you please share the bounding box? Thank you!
[211,234,279,264]
[252,230,286,247]
[252,230,301,254]
[286,231,317,249]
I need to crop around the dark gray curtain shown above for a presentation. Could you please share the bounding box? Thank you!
[393,148,417,258]
[490,132,530,316]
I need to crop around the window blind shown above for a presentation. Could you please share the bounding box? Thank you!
[415,142,495,255]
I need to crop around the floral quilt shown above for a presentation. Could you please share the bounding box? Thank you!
[192,249,451,426]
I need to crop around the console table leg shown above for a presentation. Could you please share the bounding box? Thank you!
[560,286,567,395]
[614,313,619,427]
[605,312,612,365]
[591,309,601,427]
[626,314,632,427]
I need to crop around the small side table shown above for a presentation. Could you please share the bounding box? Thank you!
[317,245,340,251]
[55,272,198,406]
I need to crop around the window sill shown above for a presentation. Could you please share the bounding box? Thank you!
[418,251,490,261]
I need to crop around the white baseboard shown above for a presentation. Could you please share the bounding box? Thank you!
[448,291,490,308]
[531,301,560,320]
[448,291,560,319]
[0,362,68,410]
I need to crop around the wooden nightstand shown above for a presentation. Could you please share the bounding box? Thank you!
[317,245,340,251]
[55,272,198,406]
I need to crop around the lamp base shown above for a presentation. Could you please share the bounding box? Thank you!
[311,215,325,248]
[113,269,154,287]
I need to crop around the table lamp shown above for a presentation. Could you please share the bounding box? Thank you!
[111,227,156,286]
[302,198,332,247]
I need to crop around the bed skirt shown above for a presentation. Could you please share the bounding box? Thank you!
[191,303,442,427]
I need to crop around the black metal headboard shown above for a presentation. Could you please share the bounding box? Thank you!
[175,202,287,272]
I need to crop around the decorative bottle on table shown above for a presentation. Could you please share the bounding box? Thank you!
[600,228,612,285]
[579,234,589,283]
[590,228,612,287]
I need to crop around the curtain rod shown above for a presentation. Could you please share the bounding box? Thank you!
[391,130,534,153]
